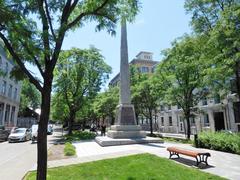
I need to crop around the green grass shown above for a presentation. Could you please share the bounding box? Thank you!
[65,131,96,142]
[64,142,76,156]
[25,154,224,180]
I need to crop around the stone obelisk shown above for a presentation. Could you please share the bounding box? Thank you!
[107,19,146,139]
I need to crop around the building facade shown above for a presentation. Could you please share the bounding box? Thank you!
[156,94,240,134]
[0,46,21,128]
[109,51,158,86]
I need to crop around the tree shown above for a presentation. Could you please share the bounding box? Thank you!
[93,86,119,125]
[54,47,111,135]
[132,75,160,135]
[185,0,240,98]
[156,35,208,139]
[185,0,238,34]
[0,1,139,179]
[208,4,240,98]
[19,79,41,114]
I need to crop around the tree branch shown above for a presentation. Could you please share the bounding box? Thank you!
[67,0,110,30]
[44,0,56,41]
[0,32,43,91]
[37,0,51,62]
[18,38,44,77]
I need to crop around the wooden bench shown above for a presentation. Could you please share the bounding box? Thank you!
[167,147,211,166]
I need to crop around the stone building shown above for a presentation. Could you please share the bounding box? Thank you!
[157,93,240,134]
[109,51,158,87]
[0,46,21,128]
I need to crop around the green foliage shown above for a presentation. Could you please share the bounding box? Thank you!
[93,86,119,123]
[52,47,111,124]
[25,154,225,180]
[198,131,240,154]
[155,35,209,139]
[64,142,76,156]
[130,66,161,133]
[65,131,96,142]
[19,79,40,113]
[185,0,240,97]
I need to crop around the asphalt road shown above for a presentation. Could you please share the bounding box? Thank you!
[0,128,62,180]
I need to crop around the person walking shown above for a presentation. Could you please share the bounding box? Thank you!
[101,124,106,136]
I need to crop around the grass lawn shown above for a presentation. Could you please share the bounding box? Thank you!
[25,153,225,180]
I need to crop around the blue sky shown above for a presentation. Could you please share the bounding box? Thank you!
[61,1,192,88]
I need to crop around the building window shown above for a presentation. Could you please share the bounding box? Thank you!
[204,114,209,126]
[161,117,164,126]
[190,116,195,126]
[141,66,149,73]
[14,88,17,100]
[8,84,12,98]
[177,104,181,109]
[2,81,6,95]
[202,97,208,106]
[169,116,172,126]
[160,105,164,111]
[214,94,221,104]
[168,105,171,110]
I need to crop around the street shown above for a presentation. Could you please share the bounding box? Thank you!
[0,128,61,180]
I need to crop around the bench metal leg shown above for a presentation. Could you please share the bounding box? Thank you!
[169,151,180,159]
[196,155,209,166]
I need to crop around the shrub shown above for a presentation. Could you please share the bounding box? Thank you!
[65,130,96,142]
[198,131,240,154]
[64,142,76,156]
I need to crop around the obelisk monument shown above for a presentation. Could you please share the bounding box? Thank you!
[107,19,146,138]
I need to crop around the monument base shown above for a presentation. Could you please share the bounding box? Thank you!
[107,125,146,139]
[95,136,164,147]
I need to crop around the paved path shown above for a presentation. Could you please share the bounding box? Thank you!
[0,127,62,180]
[44,140,240,180]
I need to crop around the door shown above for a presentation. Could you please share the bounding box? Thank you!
[179,116,184,133]
[214,112,225,131]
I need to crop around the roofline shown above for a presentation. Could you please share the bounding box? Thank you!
[136,51,153,57]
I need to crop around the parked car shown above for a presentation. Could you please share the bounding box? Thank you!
[47,124,53,135]
[8,128,31,143]
[0,126,9,141]
[31,124,38,143]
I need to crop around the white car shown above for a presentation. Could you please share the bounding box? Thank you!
[8,128,31,143]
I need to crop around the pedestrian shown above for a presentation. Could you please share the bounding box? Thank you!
[101,124,106,136]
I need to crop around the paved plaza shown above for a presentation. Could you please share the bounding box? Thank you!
[43,140,240,180]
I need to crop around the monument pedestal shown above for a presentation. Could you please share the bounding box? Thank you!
[107,104,146,139]
[95,105,163,147]
[107,125,146,139]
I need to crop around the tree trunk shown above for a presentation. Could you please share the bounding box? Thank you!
[235,61,240,100]
[37,85,51,180]
[68,111,76,135]
[185,114,191,140]
[149,109,153,135]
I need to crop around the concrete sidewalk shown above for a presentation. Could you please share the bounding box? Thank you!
[37,140,240,180]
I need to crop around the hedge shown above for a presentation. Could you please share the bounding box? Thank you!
[198,131,240,154]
